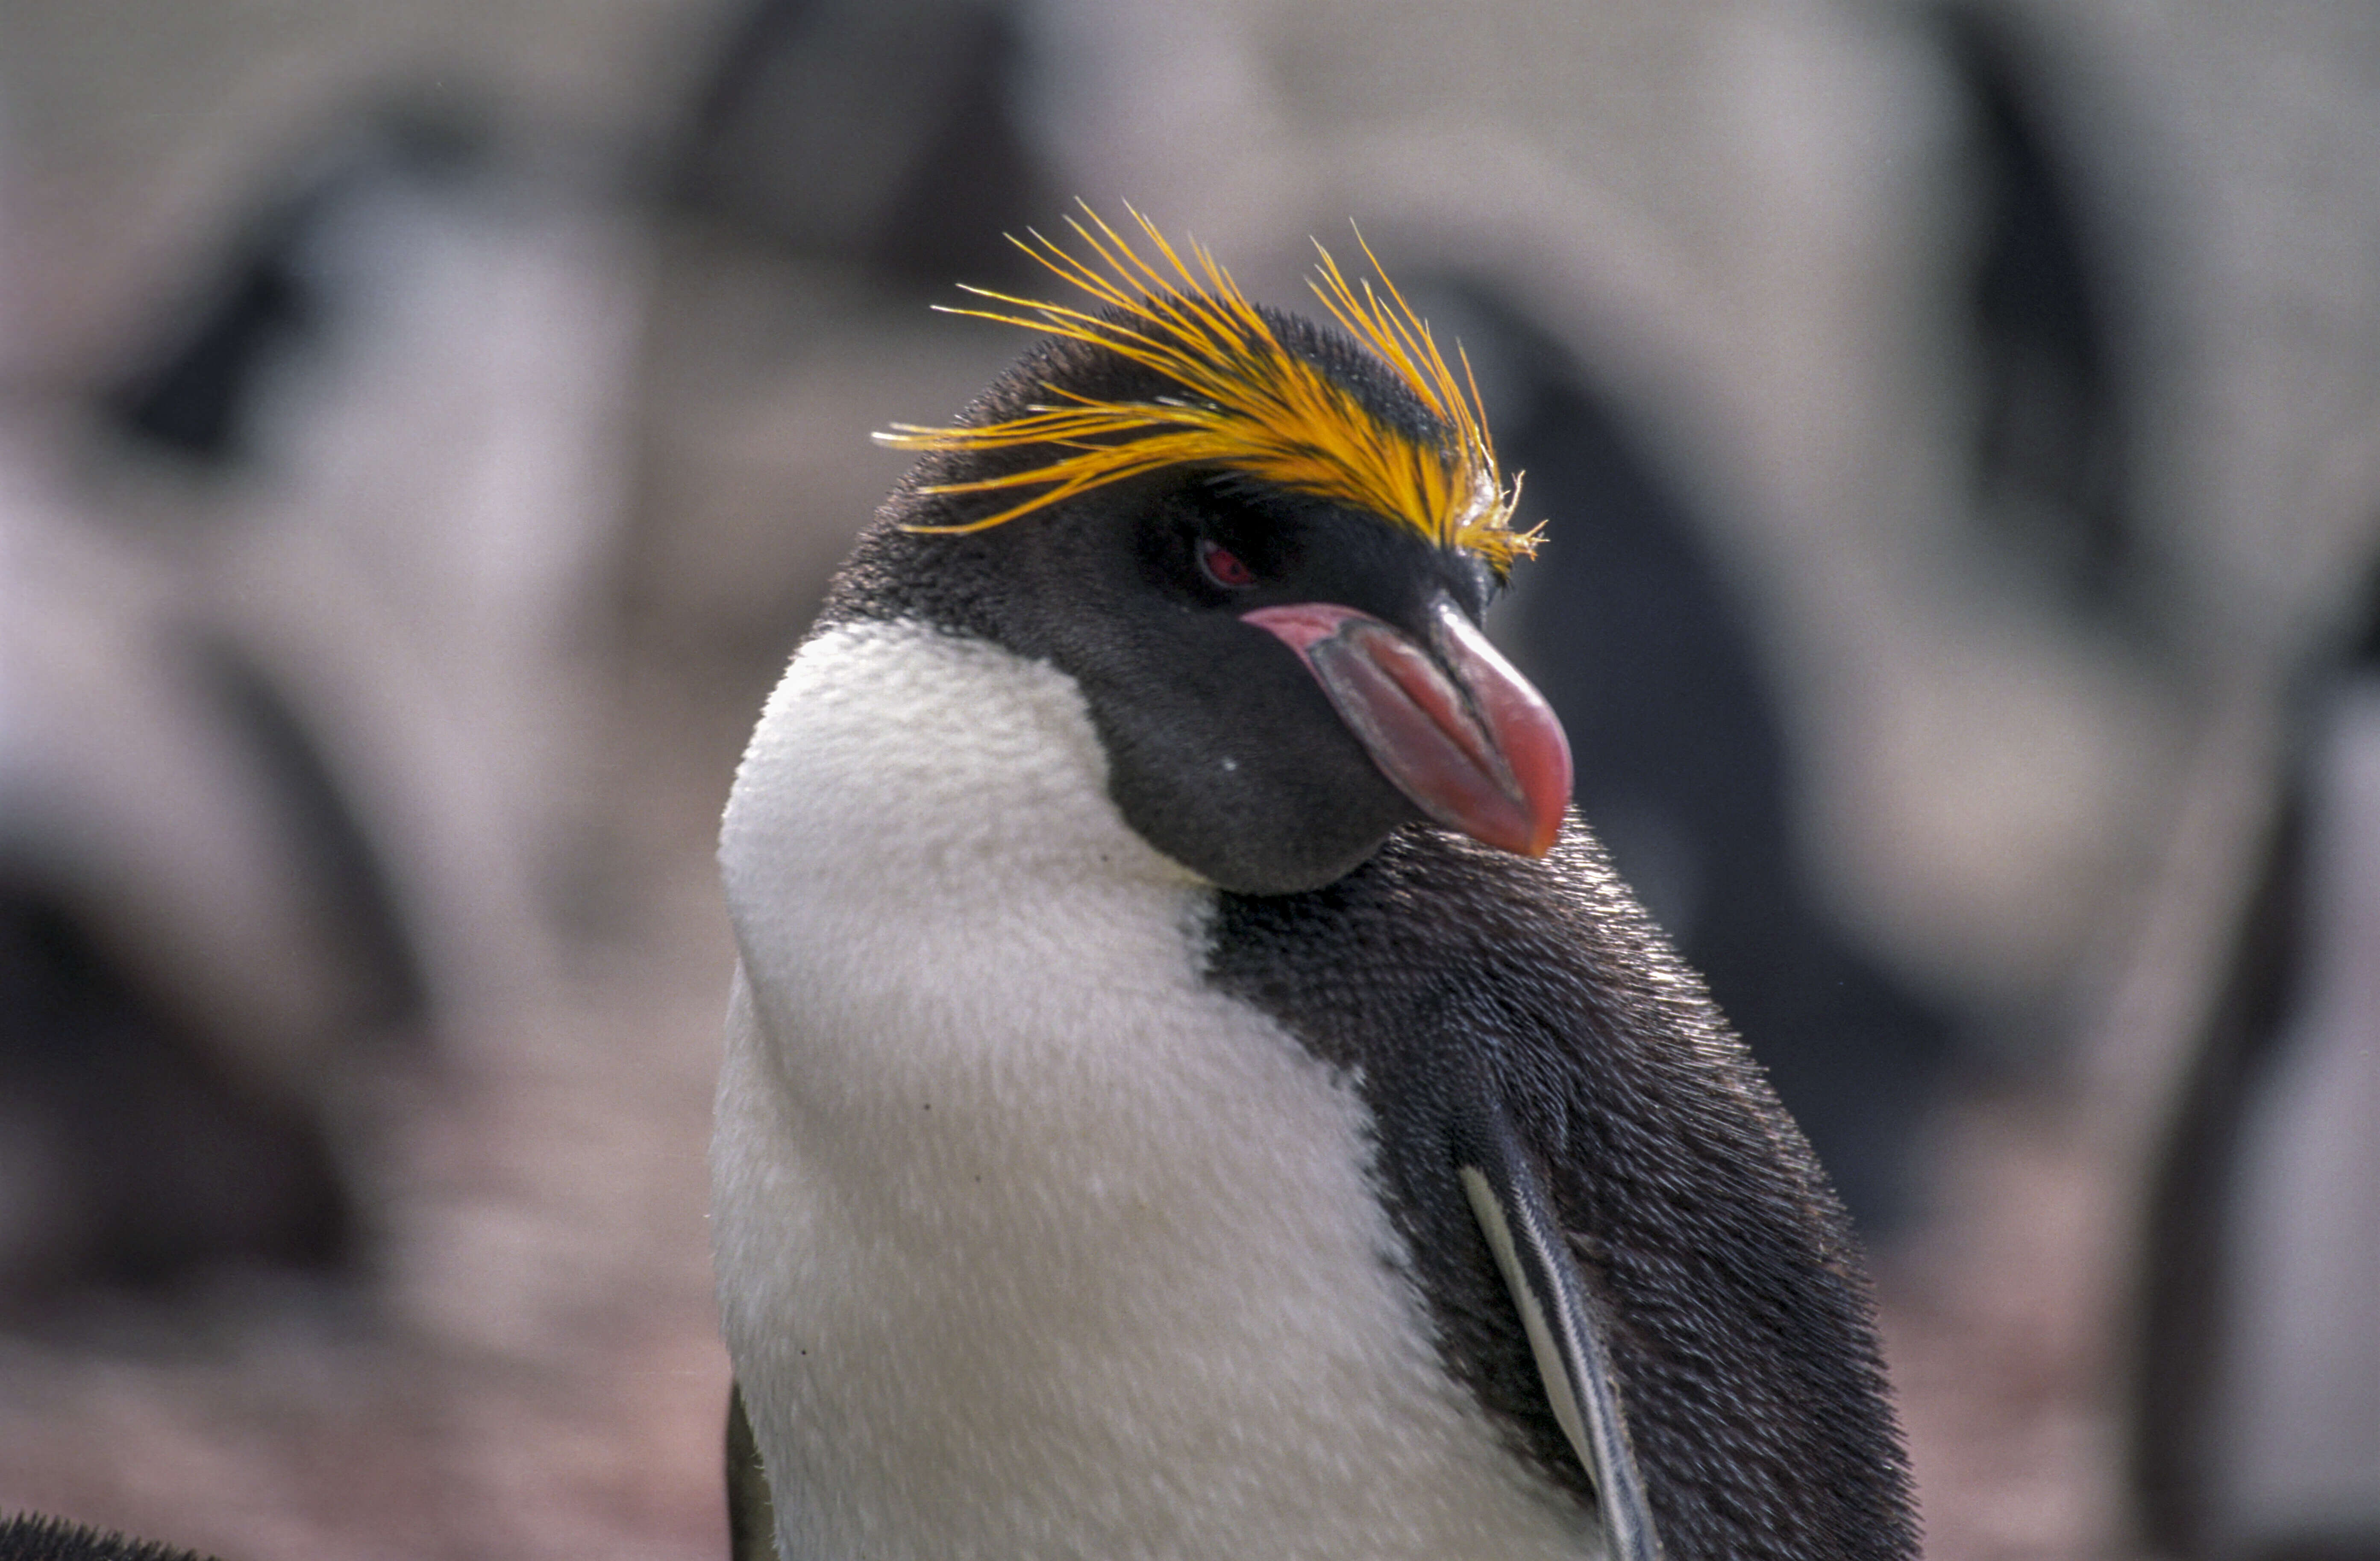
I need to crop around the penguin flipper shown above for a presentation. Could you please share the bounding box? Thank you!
[1456,1107,1662,1561]
[725,1378,782,1561]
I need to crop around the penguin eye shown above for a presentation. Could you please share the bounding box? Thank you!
[1199,539,1258,590]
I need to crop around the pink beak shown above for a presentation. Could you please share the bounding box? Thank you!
[1242,597,1573,858]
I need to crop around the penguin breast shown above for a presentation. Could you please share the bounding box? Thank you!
[711,616,1597,1561]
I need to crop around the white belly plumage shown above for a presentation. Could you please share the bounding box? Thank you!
[713,619,1598,1561]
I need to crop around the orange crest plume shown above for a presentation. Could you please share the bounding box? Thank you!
[874,205,1539,573]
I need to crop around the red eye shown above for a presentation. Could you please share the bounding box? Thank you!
[1199,539,1258,589]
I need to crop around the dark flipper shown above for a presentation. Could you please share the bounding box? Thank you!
[726,1379,780,1561]
[1455,1103,1662,1561]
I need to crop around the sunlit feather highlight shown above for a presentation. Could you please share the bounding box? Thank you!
[874,205,1537,572]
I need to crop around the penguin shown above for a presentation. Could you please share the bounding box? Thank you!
[711,208,1917,1561]
[2129,585,2380,1561]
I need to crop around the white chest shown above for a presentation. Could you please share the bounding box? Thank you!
[712,619,1595,1561]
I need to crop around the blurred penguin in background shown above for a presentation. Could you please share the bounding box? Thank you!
[667,0,1055,291]
[1449,286,1958,1238]
[2,91,643,1315]
[2131,574,2380,1561]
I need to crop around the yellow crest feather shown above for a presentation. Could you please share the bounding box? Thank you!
[873,205,1538,572]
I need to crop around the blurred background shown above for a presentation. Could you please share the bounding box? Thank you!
[1,1,2374,1557]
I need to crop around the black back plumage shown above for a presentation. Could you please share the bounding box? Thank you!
[1209,823,1919,1561]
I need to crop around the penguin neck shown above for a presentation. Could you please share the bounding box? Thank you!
[719,615,1228,1112]
[722,615,1212,934]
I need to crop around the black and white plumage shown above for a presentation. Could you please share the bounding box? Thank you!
[711,213,1916,1561]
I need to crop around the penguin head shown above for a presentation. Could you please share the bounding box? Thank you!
[834,210,1572,895]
